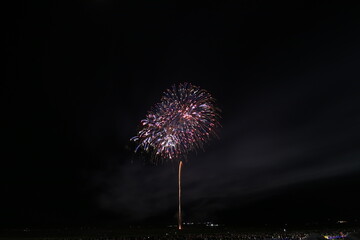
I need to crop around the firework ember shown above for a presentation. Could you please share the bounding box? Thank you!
[131,82,220,160]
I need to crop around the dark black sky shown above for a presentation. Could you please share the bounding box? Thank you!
[3,1,360,228]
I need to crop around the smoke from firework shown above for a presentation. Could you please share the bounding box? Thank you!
[131,83,220,160]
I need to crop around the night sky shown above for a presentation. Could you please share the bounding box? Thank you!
[3,1,360,228]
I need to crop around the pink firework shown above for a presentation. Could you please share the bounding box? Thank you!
[131,82,220,160]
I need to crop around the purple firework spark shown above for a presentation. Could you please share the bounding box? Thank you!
[131,82,220,160]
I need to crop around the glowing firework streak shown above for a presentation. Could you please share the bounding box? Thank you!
[178,160,183,230]
[131,83,220,230]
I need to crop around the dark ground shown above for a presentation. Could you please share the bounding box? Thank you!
[1,223,359,240]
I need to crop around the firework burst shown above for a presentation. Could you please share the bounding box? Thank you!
[131,82,220,160]
[131,82,220,230]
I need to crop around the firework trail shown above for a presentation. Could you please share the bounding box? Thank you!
[178,160,183,230]
[131,82,220,230]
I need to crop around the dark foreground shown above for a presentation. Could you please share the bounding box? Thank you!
[1,225,359,240]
